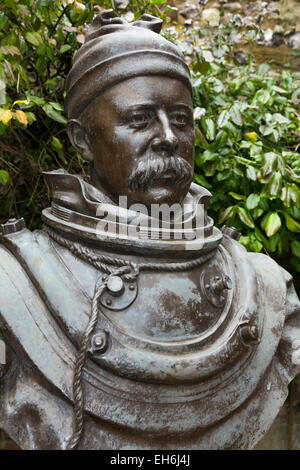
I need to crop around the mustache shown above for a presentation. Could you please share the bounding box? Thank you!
[127,153,194,193]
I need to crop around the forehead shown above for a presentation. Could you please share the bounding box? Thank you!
[92,75,193,111]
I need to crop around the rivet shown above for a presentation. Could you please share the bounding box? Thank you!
[240,325,259,344]
[90,331,108,354]
[106,298,112,306]
[93,336,104,348]
[129,284,135,291]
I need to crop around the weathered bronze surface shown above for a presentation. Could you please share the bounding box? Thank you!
[0,10,300,450]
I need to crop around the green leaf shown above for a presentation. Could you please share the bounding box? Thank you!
[252,207,264,219]
[246,193,260,210]
[25,32,43,46]
[217,110,229,128]
[0,13,8,31]
[42,104,67,124]
[268,172,282,197]
[246,166,257,181]
[60,44,72,54]
[283,212,300,233]
[214,130,228,147]
[229,192,246,201]
[27,95,45,106]
[229,104,243,127]
[256,89,271,105]
[268,233,280,252]
[49,102,64,111]
[238,207,255,228]
[199,149,218,164]
[205,118,215,141]
[291,256,300,273]
[0,170,10,185]
[194,173,212,189]
[273,113,290,124]
[264,212,281,237]
[262,152,277,176]
[219,206,235,224]
[258,63,270,76]
[291,240,300,258]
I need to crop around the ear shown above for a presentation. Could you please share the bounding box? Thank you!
[67,119,93,162]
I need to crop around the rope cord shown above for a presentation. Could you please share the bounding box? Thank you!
[44,225,216,450]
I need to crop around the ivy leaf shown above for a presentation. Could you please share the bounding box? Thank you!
[205,118,215,140]
[262,152,277,176]
[60,44,72,54]
[273,113,290,124]
[238,207,255,228]
[217,110,229,128]
[291,240,300,258]
[268,172,282,197]
[229,192,246,201]
[25,32,43,46]
[214,130,228,147]
[264,212,281,237]
[194,173,212,189]
[283,212,300,233]
[0,13,8,31]
[246,193,260,210]
[229,104,243,127]
[246,166,257,181]
[256,89,271,105]
[219,206,235,224]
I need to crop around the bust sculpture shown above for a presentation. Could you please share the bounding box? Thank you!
[0,10,300,450]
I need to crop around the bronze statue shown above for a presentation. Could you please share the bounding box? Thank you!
[0,10,299,450]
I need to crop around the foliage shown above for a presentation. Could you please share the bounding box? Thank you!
[192,54,300,277]
[0,0,169,226]
[0,0,299,282]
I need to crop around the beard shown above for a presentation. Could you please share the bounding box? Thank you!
[127,153,194,194]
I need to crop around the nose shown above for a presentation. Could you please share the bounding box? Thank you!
[151,110,178,154]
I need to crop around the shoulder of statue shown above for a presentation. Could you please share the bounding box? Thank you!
[0,225,75,398]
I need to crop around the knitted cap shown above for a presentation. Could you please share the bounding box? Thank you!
[65,10,192,119]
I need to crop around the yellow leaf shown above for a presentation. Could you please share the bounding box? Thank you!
[15,110,28,126]
[246,132,258,142]
[1,109,12,125]
[13,100,31,107]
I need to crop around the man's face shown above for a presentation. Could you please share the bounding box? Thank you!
[82,75,195,207]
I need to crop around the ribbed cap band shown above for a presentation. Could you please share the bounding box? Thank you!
[65,11,192,119]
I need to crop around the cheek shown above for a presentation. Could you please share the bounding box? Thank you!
[113,128,148,157]
[177,130,195,160]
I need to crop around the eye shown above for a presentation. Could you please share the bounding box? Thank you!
[129,110,154,129]
[170,112,189,127]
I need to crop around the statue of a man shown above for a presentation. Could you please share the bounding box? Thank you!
[0,10,299,450]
